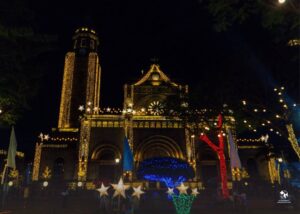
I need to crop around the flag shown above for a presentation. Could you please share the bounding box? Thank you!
[7,126,17,169]
[123,137,133,171]
[228,129,241,169]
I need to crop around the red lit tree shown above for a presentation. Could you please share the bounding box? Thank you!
[199,114,229,199]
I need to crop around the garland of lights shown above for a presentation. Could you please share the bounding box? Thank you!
[172,194,196,214]
[199,114,229,199]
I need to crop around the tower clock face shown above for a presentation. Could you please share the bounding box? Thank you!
[148,101,164,115]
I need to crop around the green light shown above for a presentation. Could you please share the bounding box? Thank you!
[172,194,196,214]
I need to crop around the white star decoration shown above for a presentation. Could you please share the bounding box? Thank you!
[132,185,145,199]
[111,178,130,198]
[44,135,50,141]
[78,105,85,111]
[177,183,189,195]
[191,188,199,196]
[96,183,110,197]
[166,188,174,196]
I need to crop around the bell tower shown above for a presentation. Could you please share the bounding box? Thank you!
[58,27,101,129]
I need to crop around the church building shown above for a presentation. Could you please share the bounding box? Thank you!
[32,28,277,189]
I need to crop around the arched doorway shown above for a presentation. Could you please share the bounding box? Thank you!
[135,135,184,162]
[91,144,121,183]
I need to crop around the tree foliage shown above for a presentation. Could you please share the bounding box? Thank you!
[0,0,56,126]
[202,0,300,41]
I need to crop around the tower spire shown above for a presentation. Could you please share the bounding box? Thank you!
[58,27,101,129]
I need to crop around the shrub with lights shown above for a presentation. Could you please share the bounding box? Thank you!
[137,157,195,188]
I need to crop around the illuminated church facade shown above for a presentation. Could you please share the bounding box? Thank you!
[32,28,279,188]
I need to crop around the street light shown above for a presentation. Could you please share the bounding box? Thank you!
[43,181,49,187]
[278,0,286,4]
[77,181,83,187]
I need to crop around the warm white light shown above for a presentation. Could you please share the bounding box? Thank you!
[277,157,283,163]
[204,127,210,130]
[263,109,267,112]
[243,120,247,123]
[278,0,286,4]
[87,101,92,106]
[281,86,285,90]
[242,100,247,105]
[0,109,2,114]
[278,92,282,95]
[267,120,271,124]
[279,99,283,103]
[115,158,120,163]
[262,123,265,126]
[254,109,258,112]
[276,114,280,118]
[43,181,49,187]
[8,181,13,187]
[191,135,195,138]
[253,129,257,132]
[77,181,83,187]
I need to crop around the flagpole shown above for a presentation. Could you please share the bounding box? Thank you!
[1,164,7,185]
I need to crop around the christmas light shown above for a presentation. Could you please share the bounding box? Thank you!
[172,194,196,214]
[199,115,229,199]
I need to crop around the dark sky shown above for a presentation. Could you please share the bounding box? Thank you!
[4,0,299,160]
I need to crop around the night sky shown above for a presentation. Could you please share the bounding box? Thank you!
[3,0,299,160]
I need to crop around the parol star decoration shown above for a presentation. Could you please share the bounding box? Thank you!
[111,178,130,198]
[191,188,199,196]
[177,183,188,195]
[96,183,110,197]
[132,185,145,199]
[166,188,174,196]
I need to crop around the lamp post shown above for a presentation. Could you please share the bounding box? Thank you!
[115,158,120,182]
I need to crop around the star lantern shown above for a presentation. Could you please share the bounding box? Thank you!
[111,178,130,198]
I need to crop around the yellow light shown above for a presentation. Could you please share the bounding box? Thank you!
[283,104,288,109]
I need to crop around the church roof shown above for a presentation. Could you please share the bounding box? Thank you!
[133,64,179,87]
